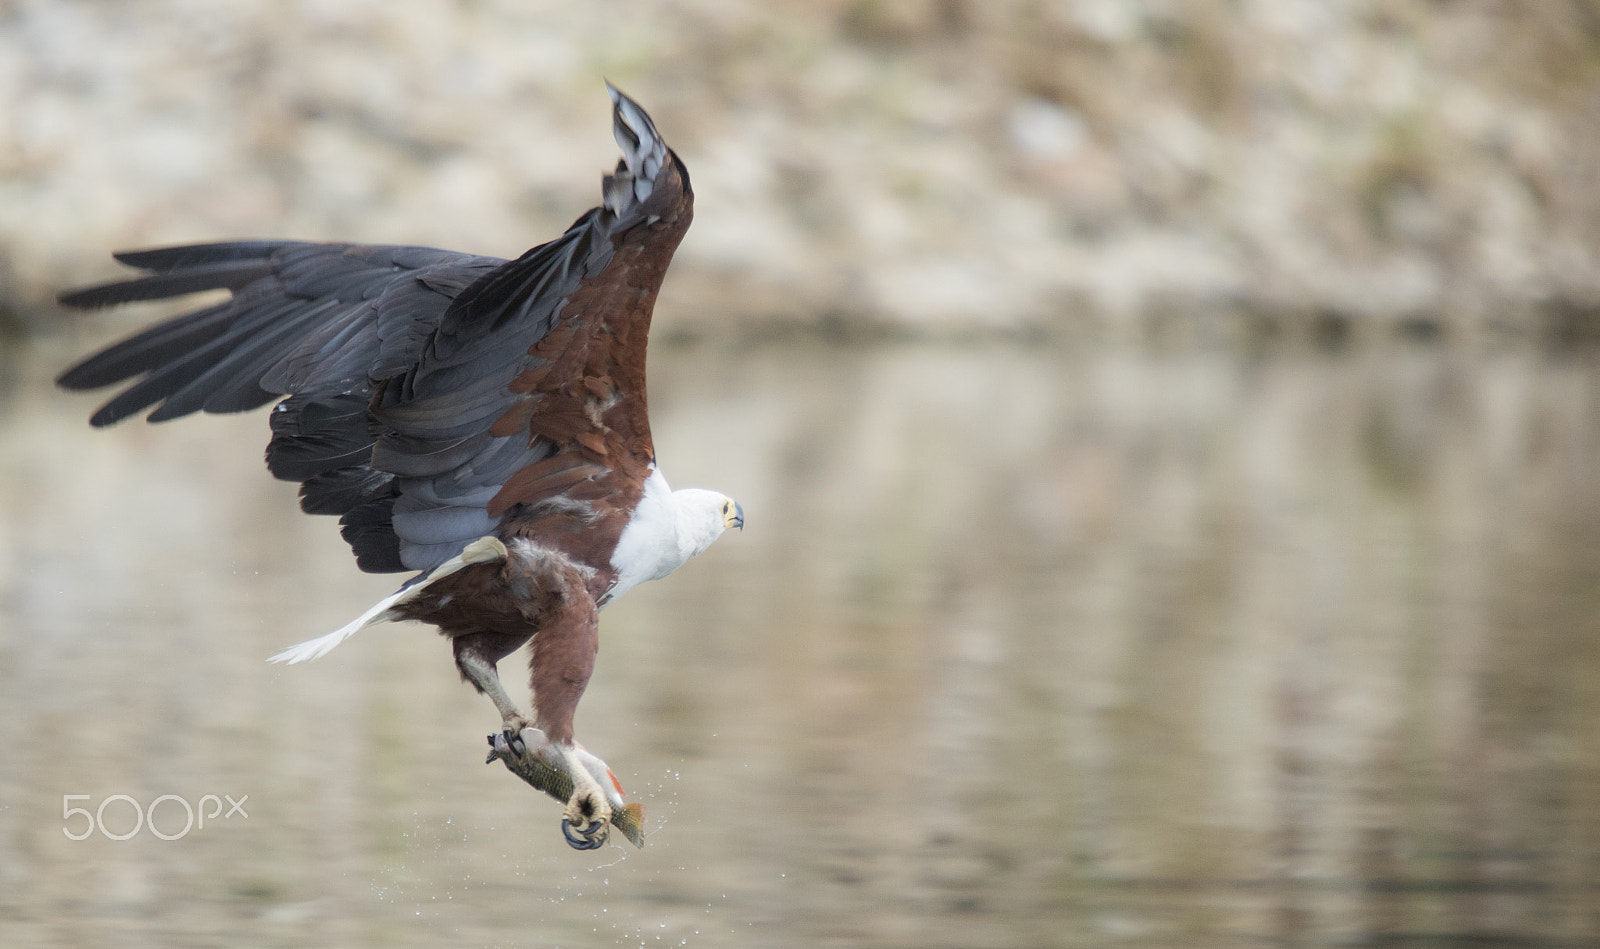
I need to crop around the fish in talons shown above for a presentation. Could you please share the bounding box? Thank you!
[486,727,646,849]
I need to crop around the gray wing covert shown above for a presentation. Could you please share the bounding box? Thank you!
[360,208,622,572]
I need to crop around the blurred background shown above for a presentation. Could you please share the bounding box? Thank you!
[3,1,1600,946]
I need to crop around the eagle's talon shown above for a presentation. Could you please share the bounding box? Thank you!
[500,716,537,757]
[562,816,607,850]
[558,779,612,850]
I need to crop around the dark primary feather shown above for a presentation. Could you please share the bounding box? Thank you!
[297,467,396,517]
[339,497,405,573]
[57,259,277,308]
[267,393,377,481]
[114,240,309,271]
[55,301,235,390]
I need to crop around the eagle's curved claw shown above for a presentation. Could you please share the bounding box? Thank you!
[560,779,612,851]
[562,816,608,850]
[498,716,537,757]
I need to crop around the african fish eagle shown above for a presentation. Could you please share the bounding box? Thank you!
[56,87,741,851]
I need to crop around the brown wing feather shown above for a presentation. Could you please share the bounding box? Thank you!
[485,155,693,540]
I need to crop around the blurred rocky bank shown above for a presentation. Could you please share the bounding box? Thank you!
[3,0,1599,339]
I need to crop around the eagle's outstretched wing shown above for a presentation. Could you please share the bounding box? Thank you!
[58,87,690,576]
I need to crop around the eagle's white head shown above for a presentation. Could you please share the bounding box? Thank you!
[670,488,744,561]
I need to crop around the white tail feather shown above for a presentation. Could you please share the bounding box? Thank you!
[268,600,403,664]
[267,536,509,664]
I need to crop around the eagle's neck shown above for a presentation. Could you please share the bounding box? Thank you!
[603,467,701,607]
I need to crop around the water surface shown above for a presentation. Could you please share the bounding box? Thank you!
[2,331,1599,947]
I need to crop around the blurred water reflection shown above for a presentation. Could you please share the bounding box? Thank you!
[2,330,1599,947]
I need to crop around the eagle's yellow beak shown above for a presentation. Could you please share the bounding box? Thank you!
[723,500,744,531]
